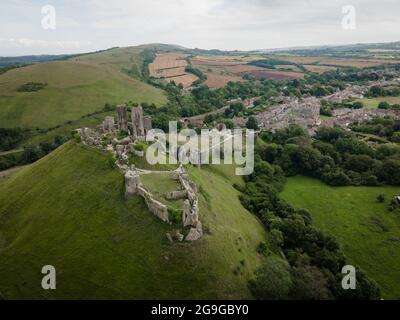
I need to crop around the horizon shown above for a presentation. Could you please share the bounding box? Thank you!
[1,0,400,56]
[2,39,400,58]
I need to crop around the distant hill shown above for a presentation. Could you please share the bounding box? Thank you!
[260,41,400,54]
[0,54,74,67]
[0,46,168,129]
[0,142,268,299]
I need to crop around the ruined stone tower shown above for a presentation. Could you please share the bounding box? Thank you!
[131,106,145,139]
[143,116,152,135]
[125,170,141,198]
[102,116,115,133]
[116,105,129,133]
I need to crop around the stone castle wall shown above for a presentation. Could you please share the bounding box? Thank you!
[124,166,203,241]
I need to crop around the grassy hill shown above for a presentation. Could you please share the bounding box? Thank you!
[0,142,267,299]
[281,176,400,299]
[0,46,167,129]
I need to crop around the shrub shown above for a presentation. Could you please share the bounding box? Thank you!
[256,242,270,256]
[0,128,29,151]
[17,82,47,92]
[106,153,116,169]
[73,133,81,143]
[249,256,292,300]
[168,208,183,224]
[270,229,284,247]
[377,194,385,203]
[246,116,259,130]
[134,143,145,151]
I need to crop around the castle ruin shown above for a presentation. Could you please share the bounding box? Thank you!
[116,105,129,132]
[78,105,202,242]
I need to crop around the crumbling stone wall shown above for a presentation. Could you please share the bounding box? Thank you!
[165,190,188,200]
[173,165,203,241]
[123,166,203,241]
[137,186,169,223]
[125,170,169,223]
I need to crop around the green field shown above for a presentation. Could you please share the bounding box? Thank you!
[0,47,166,129]
[140,172,185,210]
[281,176,400,299]
[0,142,267,299]
[356,96,400,108]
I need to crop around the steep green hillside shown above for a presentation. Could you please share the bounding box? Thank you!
[281,176,400,299]
[0,142,267,299]
[0,47,166,129]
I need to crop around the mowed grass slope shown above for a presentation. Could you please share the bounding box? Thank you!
[0,47,166,129]
[0,142,266,299]
[281,176,400,299]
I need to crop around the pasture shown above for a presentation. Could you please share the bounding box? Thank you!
[281,175,400,299]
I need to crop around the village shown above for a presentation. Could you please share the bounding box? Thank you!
[181,76,400,136]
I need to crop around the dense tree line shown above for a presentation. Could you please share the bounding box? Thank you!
[351,117,400,142]
[0,134,71,171]
[141,79,291,131]
[239,129,382,299]
[366,85,400,98]
[257,124,400,186]
[0,128,29,151]
[17,82,48,92]
[184,66,207,83]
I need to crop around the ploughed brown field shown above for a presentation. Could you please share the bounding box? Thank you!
[222,64,265,73]
[148,50,400,88]
[204,73,243,88]
[240,69,305,80]
[149,52,188,76]
[303,64,338,73]
[149,52,198,88]
[150,66,187,78]
[165,74,199,88]
[270,54,400,68]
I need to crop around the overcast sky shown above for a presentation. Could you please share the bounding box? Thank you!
[1,0,399,56]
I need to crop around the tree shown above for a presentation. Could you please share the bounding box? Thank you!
[344,154,375,173]
[376,143,400,159]
[391,132,400,143]
[377,194,385,203]
[249,257,292,300]
[323,170,352,186]
[315,126,348,143]
[351,101,364,109]
[270,229,284,247]
[290,265,332,300]
[379,159,400,185]
[22,146,42,163]
[223,119,234,129]
[378,101,390,109]
[337,269,380,300]
[246,116,259,130]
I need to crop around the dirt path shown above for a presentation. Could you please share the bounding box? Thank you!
[0,148,23,156]
[0,165,29,178]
